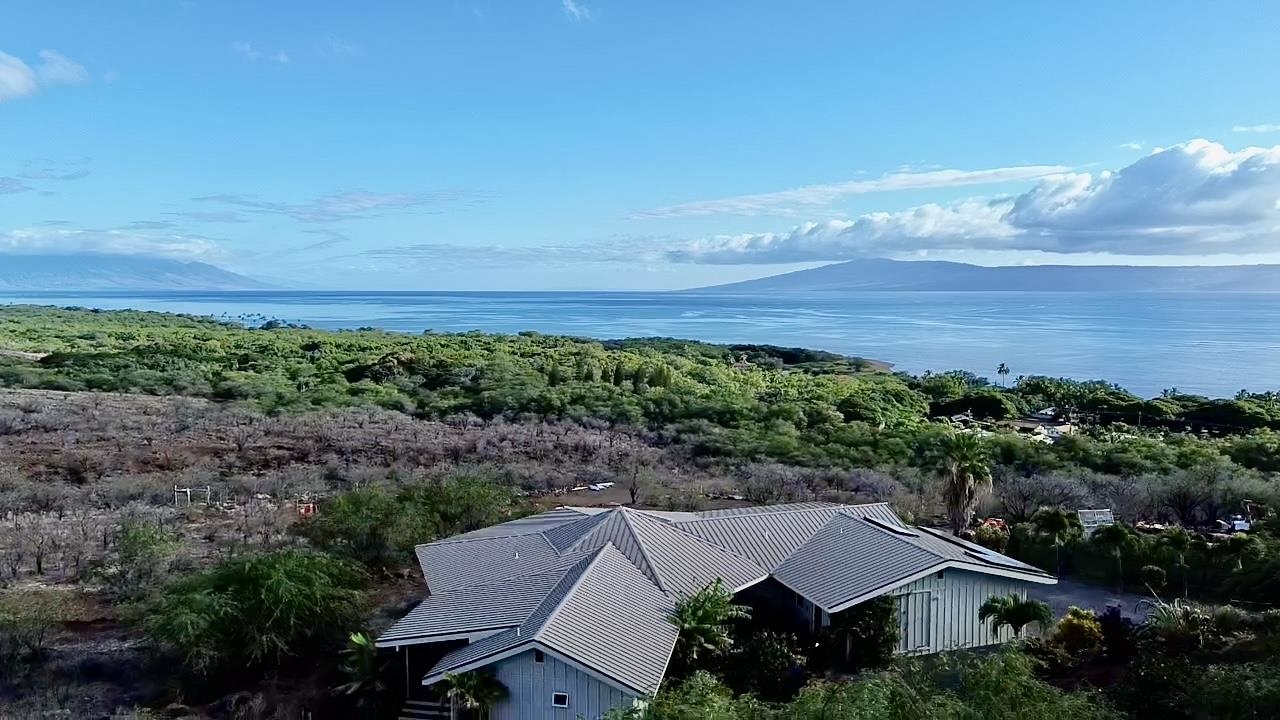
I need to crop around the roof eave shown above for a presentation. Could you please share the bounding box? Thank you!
[824,560,1056,614]
[422,640,658,697]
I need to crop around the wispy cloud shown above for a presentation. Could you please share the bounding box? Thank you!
[36,50,89,85]
[296,229,354,252]
[319,37,365,60]
[121,220,179,230]
[562,0,591,21]
[232,41,289,64]
[0,226,225,260]
[634,164,1071,219]
[349,235,668,269]
[1119,142,1143,151]
[1233,123,1280,134]
[0,49,88,102]
[0,159,90,195]
[165,210,248,223]
[18,158,90,181]
[0,177,30,194]
[192,190,484,223]
[670,139,1280,264]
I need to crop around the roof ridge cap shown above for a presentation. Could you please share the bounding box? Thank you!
[618,508,669,594]
[690,503,847,520]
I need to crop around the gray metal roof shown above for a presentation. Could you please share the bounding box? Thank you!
[416,533,566,593]
[397,500,1051,691]
[911,526,1048,574]
[552,508,767,595]
[609,509,767,595]
[378,569,567,644]
[445,507,589,542]
[424,543,679,695]
[773,513,1053,612]
[691,501,849,519]
[773,513,943,611]
[671,502,903,570]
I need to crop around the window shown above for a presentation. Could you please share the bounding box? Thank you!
[551,692,569,708]
[533,649,545,664]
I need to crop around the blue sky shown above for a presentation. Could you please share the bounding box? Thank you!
[4,0,1280,289]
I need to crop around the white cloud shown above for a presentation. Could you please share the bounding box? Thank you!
[0,52,38,102]
[562,0,591,21]
[671,139,1280,264]
[0,227,225,260]
[1233,124,1280,134]
[1119,142,1143,150]
[36,50,88,85]
[635,164,1071,219]
[232,41,289,64]
[0,50,89,102]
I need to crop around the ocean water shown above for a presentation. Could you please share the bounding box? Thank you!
[3,290,1279,398]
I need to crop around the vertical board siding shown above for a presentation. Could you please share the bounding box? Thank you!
[491,650,639,720]
[890,570,1023,654]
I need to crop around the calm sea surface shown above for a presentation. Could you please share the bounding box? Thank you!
[3,290,1279,398]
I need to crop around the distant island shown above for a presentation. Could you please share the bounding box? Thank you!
[699,259,1280,292]
[0,254,268,291]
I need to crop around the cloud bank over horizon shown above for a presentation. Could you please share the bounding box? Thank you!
[670,139,1280,264]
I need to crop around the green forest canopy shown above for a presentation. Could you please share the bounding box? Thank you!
[2,304,1279,474]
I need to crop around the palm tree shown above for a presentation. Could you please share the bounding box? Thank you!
[1090,523,1137,593]
[668,579,752,667]
[936,432,992,535]
[440,671,509,720]
[332,632,388,717]
[978,593,1053,638]
[996,363,1010,388]
[1030,507,1082,576]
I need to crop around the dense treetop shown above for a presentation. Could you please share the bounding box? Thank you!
[2,304,1279,477]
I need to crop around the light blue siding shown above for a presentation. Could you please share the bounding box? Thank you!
[490,650,640,720]
[889,569,1025,654]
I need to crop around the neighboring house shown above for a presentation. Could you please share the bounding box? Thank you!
[1078,508,1116,537]
[378,502,1055,720]
[1001,417,1075,443]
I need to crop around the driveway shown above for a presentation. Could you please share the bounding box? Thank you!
[1030,577,1152,620]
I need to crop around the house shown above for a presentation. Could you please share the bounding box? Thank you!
[1077,508,1116,537]
[1030,406,1059,421]
[377,502,1055,720]
[1001,417,1075,444]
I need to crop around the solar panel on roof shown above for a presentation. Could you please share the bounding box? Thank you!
[964,548,1041,571]
[863,517,919,537]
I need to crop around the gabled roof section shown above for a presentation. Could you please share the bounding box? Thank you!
[377,568,567,646]
[773,513,943,612]
[416,533,567,593]
[616,509,767,595]
[424,543,679,696]
[671,502,903,570]
[774,513,1055,613]
[560,507,767,595]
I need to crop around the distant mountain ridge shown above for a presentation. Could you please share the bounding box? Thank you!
[0,254,269,291]
[699,259,1280,292]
